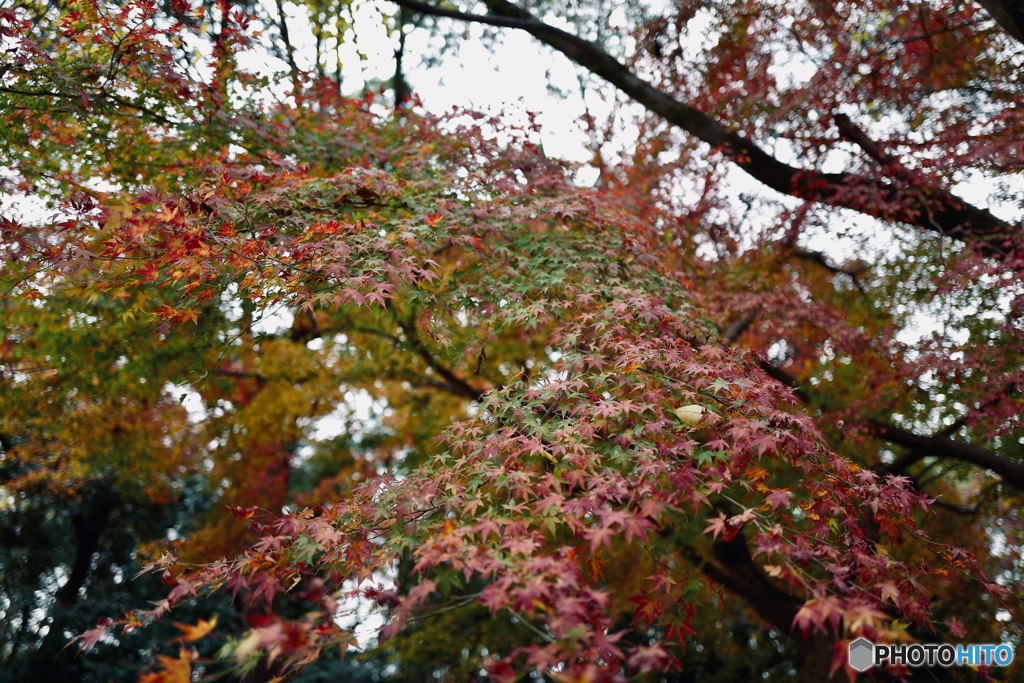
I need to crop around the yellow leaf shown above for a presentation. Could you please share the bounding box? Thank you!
[234,630,262,662]
[673,404,705,427]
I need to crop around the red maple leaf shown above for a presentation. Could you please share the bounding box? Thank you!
[628,590,664,628]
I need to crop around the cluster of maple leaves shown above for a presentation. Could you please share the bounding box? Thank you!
[56,150,956,680]
[2,0,1022,681]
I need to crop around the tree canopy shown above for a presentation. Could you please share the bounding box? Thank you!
[0,1,1022,682]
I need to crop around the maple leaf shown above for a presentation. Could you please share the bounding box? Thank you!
[829,639,857,681]
[764,488,794,510]
[173,616,217,642]
[662,604,698,646]
[701,512,739,542]
[983,582,1012,597]
[227,505,258,520]
[647,571,676,594]
[588,555,609,580]
[139,648,193,683]
[879,581,900,603]
[628,590,664,628]
[73,619,111,651]
[792,598,843,637]
[627,642,679,674]
[702,512,730,540]
[843,601,887,635]
[585,525,616,554]
[944,618,967,638]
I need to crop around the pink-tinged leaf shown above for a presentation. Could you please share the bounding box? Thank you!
[702,512,729,540]
[479,583,509,613]
[792,598,843,636]
[879,581,900,603]
[585,525,616,553]
[75,619,111,651]
[829,639,856,680]
[701,512,739,542]
[627,642,679,674]
[983,582,1011,597]
[647,571,677,594]
[405,579,437,606]
[227,505,258,520]
[765,488,793,510]
[945,618,967,638]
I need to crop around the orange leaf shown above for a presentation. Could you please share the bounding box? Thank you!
[173,616,217,642]
[138,648,192,683]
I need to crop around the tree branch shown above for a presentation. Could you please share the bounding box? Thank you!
[720,308,759,344]
[388,0,1018,259]
[273,0,300,77]
[790,247,869,284]
[680,535,846,682]
[56,497,112,605]
[976,0,1024,45]
[868,420,1024,490]
[833,113,900,169]
[391,309,485,401]
[756,358,1024,491]
[0,86,175,126]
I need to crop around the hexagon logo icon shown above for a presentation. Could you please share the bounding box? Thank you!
[848,638,875,672]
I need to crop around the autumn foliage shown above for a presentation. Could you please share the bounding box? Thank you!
[1,1,1022,682]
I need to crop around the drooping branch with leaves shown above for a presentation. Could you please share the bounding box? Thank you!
[1,2,1022,683]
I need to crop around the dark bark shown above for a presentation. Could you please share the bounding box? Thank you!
[393,8,413,108]
[273,0,300,77]
[756,358,1024,492]
[388,0,1019,259]
[682,534,848,683]
[869,420,1024,490]
[55,499,113,605]
[977,0,1024,44]
[25,494,114,683]
[721,308,759,344]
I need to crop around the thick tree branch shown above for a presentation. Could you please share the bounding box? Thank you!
[833,112,899,168]
[680,535,846,683]
[720,308,759,344]
[407,337,485,401]
[389,0,1018,258]
[755,358,811,403]
[273,0,300,77]
[790,247,869,288]
[56,499,112,605]
[868,420,1024,490]
[976,0,1024,45]
[756,358,1024,491]
[272,315,486,401]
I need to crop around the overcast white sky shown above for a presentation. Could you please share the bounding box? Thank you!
[239,0,603,164]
